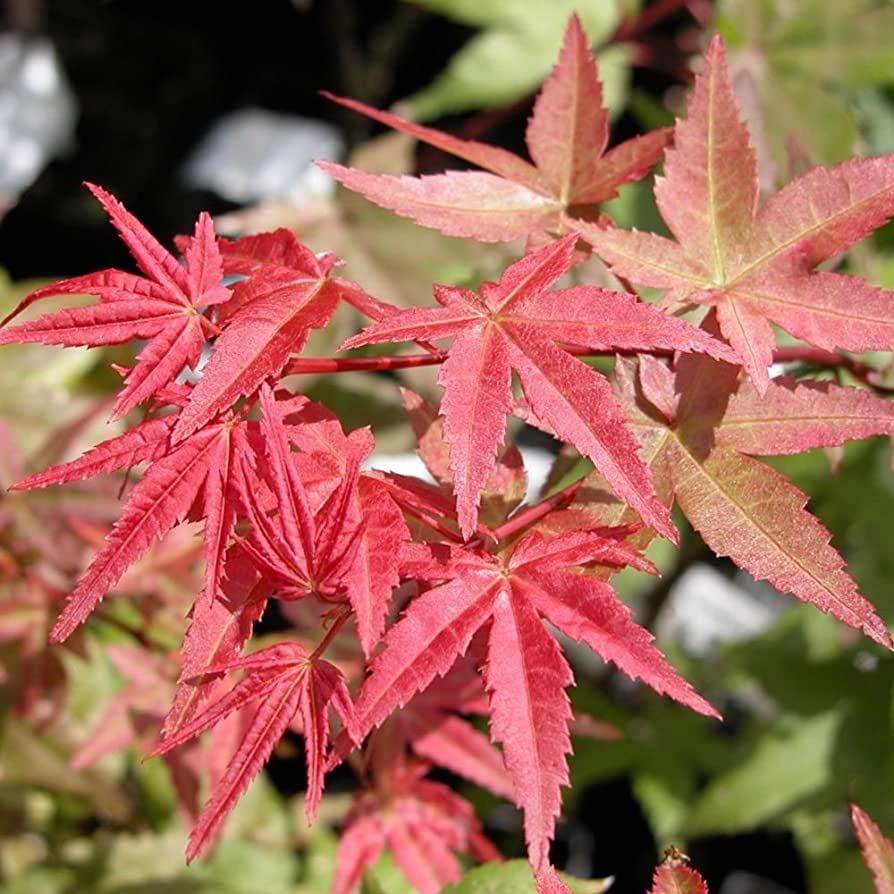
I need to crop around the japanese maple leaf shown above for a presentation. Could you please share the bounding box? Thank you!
[332,760,500,894]
[10,408,252,642]
[236,386,407,654]
[341,234,736,540]
[852,804,894,894]
[612,342,894,648]
[150,641,354,860]
[578,36,894,392]
[346,526,717,882]
[170,229,390,442]
[317,14,671,244]
[0,184,231,420]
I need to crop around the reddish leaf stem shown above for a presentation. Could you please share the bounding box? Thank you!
[398,500,466,544]
[491,478,583,542]
[311,604,353,660]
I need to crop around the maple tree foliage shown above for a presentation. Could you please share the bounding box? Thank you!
[3,15,894,894]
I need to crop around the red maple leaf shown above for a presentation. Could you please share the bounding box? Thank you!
[317,15,671,244]
[236,386,408,655]
[610,338,894,648]
[150,641,355,860]
[332,758,500,894]
[342,234,736,541]
[578,36,894,392]
[0,184,231,420]
[345,524,717,881]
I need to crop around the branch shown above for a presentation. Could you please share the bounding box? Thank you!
[282,345,889,390]
[283,352,446,375]
[311,605,353,660]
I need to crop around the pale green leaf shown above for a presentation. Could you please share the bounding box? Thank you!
[403,2,626,120]
[684,710,842,836]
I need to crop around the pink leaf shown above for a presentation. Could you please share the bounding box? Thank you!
[172,276,342,441]
[0,186,230,419]
[670,443,892,648]
[318,163,559,243]
[582,36,894,384]
[318,18,668,244]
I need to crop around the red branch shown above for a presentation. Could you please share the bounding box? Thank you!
[283,345,879,378]
[284,352,447,375]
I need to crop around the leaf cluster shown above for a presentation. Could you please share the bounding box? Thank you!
[4,11,894,894]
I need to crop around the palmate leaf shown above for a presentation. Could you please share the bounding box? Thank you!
[343,235,735,540]
[318,15,670,244]
[346,527,716,886]
[579,36,894,392]
[235,387,407,650]
[150,642,354,859]
[613,349,894,648]
[0,184,231,420]
[332,768,499,894]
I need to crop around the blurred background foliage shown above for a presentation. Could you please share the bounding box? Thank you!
[3,1,894,892]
